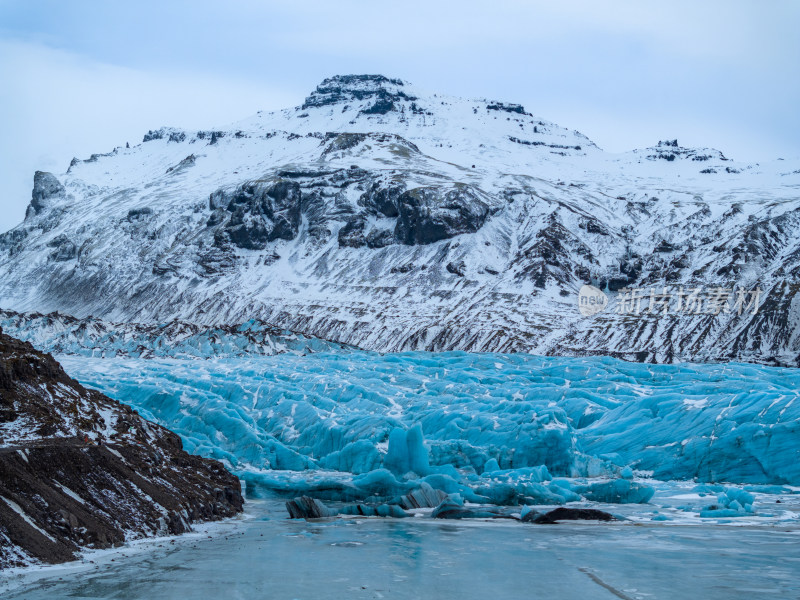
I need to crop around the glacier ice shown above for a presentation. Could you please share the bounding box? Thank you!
[57,351,800,510]
[0,310,350,359]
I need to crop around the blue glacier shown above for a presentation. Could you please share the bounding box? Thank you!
[57,351,800,511]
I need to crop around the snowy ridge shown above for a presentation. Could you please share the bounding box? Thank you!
[0,309,351,359]
[0,74,799,364]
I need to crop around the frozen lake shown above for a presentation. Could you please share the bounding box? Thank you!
[4,497,800,600]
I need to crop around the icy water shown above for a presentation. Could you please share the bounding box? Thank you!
[4,497,800,600]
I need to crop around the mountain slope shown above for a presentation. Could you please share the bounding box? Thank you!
[0,328,243,568]
[1,74,799,364]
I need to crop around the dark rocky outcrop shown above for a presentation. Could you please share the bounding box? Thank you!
[0,329,243,569]
[211,180,302,250]
[529,507,615,524]
[337,218,367,248]
[26,171,65,219]
[645,140,728,162]
[365,228,395,249]
[487,102,527,115]
[206,169,494,253]
[301,75,414,112]
[359,180,405,218]
[127,207,154,221]
[46,234,77,262]
[395,184,491,245]
[321,132,420,159]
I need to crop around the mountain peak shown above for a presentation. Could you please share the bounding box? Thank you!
[301,74,416,113]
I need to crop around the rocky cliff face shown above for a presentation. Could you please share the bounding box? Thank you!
[0,74,798,365]
[0,329,243,569]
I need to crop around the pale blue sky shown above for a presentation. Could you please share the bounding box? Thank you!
[1,0,798,232]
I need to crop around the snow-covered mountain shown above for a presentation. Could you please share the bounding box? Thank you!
[1,74,799,364]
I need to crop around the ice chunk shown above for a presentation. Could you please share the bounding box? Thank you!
[320,440,381,474]
[286,496,336,519]
[573,479,655,504]
[431,495,504,519]
[482,458,500,473]
[398,482,448,509]
[339,503,408,518]
[384,424,430,476]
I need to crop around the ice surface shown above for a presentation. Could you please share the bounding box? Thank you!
[56,351,800,512]
[4,498,800,600]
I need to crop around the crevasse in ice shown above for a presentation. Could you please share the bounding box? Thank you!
[58,351,800,505]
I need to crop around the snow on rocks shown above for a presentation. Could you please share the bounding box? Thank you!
[0,75,797,365]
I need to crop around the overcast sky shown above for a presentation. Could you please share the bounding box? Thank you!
[1,0,798,232]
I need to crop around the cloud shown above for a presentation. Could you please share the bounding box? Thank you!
[0,38,298,232]
[0,1,798,233]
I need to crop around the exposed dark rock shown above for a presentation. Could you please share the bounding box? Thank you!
[46,234,77,262]
[366,228,395,249]
[127,207,154,220]
[26,171,65,219]
[487,102,527,115]
[142,129,164,142]
[323,133,369,154]
[446,261,466,277]
[0,330,243,569]
[581,219,609,235]
[531,507,615,524]
[166,154,196,174]
[359,181,405,217]
[196,131,225,143]
[362,98,395,115]
[338,218,367,248]
[214,180,303,250]
[321,133,419,159]
[301,74,414,111]
[395,184,491,245]
[645,140,728,162]
[277,168,337,179]
[513,218,595,289]
[654,240,676,253]
[142,128,187,144]
[520,509,540,523]
[508,136,582,151]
